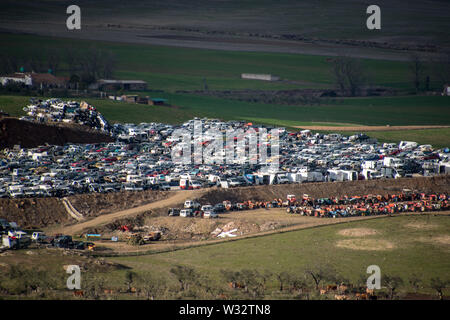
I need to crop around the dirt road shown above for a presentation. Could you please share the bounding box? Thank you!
[295,125,450,132]
[54,189,206,235]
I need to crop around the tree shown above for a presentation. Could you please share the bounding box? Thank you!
[408,274,422,293]
[430,277,448,300]
[305,264,338,290]
[276,271,291,292]
[432,51,450,89]
[170,265,198,291]
[136,272,166,300]
[46,48,61,75]
[384,275,403,300]
[409,53,424,93]
[124,270,137,293]
[332,57,366,96]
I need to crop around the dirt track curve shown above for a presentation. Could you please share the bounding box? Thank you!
[55,189,206,235]
[295,125,450,132]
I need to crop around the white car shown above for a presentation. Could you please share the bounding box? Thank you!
[203,211,218,218]
[184,200,201,209]
[180,209,193,217]
[201,205,213,212]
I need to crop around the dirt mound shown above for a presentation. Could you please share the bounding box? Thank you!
[419,235,450,246]
[404,222,438,230]
[338,228,378,237]
[336,239,395,251]
[0,117,113,149]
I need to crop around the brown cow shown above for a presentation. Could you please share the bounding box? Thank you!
[356,293,368,300]
[366,288,375,295]
[73,290,84,297]
[334,294,349,300]
[320,289,328,295]
[327,285,338,291]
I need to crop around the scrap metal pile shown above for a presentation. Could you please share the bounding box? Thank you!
[20,98,110,133]
[170,192,449,219]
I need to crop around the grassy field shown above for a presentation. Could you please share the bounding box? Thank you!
[109,215,450,291]
[2,214,448,299]
[1,0,449,46]
[0,33,433,92]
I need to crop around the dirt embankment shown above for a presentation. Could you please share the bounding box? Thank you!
[67,190,170,218]
[0,190,170,229]
[0,117,114,149]
[2,176,449,230]
[198,176,450,205]
[0,197,72,229]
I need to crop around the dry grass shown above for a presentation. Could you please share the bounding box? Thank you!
[336,239,396,251]
[338,228,379,237]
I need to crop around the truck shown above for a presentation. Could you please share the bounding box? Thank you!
[184,200,201,210]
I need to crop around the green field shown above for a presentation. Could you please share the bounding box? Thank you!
[1,215,449,299]
[0,33,432,92]
[109,215,450,288]
[2,0,449,47]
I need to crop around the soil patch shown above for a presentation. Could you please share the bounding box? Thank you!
[404,222,438,230]
[336,239,395,251]
[338,228,378,237]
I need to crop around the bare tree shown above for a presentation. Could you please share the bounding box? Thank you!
[170,265,198,291]
[409,53,424,92]
[124,270,137,293]
[137,272,166,300]
[430,277,448,300]
[332,57,366,96]
[305,264,338,290]
[432,51,450,89]
[384,275,404,300]
[0,54,19,74]
[276,271,291,292]
[46,48,61,74]
[408,274,422,293]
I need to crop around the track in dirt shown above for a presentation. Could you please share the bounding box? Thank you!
[54,189,206,235]
[294,125,450,132]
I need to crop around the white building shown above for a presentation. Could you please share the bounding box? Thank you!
[241,73,280,81]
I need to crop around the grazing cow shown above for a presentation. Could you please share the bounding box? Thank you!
[327,285,338,291]
[73,290,84,297]
[366,288,375,295]
[320,289,328,295]
[338,284,349,293]
[356,293,368,300]
[334,294,349,300]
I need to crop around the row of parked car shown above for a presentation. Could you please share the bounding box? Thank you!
[2,100,449,198]
[0,219,95,251]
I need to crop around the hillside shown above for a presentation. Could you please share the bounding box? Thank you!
[0,117,114,149]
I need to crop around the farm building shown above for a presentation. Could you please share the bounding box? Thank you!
[148,98,168,106]
[90,79,148,91]
[0,72,67,88]
[241,73,280,81]
[108,95,169,105]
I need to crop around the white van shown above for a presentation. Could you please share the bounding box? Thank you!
[180,209,193,217]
